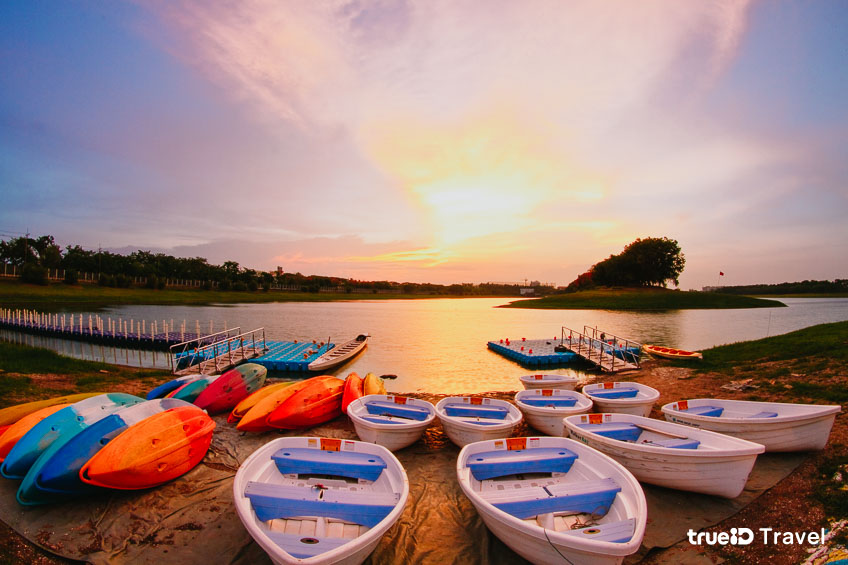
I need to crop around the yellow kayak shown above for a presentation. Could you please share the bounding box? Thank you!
[0,392,103,427]
[363,372,386,395]
[227,382,294,424]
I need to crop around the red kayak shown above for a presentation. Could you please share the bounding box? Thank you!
[266,377,345,429]
[193,363,268,414]
[341,372,364,415]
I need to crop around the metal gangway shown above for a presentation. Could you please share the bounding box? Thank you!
[169,327,268,375]
[558,326,642,373]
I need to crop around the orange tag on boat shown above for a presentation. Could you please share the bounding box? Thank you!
[320,438,341,451]
[542,389,553,396]
[603,382,615,389]
[678,400,689,411]
[506,438,526,451]
[470,397,483,405]
[393,396,407,404]
[589,414,604,424]
[534,375,544,380]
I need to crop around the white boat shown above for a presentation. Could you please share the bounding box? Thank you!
[457,436,647,565]
[346,394,436,451]
[233,437,408,565]
[582,382,660,417]
[563,413,765,498]
[308,335,368,372]
[661,398,841,452]
[435,397,522,448]
[519,373,580,391]
[514,389,592,436]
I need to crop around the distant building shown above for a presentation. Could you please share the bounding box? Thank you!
[520,288,535,296]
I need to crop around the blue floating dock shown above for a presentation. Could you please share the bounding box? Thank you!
[487,339,577,367]
[251,341,335,372]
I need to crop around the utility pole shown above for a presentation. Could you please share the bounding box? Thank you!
[23,229,30,265]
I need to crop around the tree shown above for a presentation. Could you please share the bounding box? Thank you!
[569,236,686,289]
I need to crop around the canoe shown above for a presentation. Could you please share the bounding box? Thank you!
[34,398,194,497]
[233,436,408,565]
[1,393,143,481]
[347,395,436,451]
[435,397,523,448]
[363,373,386,396]
[194,363,268,414]
[308,334,368,372]
[265,377,345,429]
[341,372,364,415]
[80,405,215,490]
[519,374,580,391]
[228,382,295,424]
[457,436,647,565]
[0,404,71,463]
[643,344,703,360]
[168,375,219,403]
[582,383,660,417]
[661,399,842,452]
[564,413,765,498]
[514,389,592,436]
[146,375,203,400]
[237,376,339,433]
[0,392,103,427]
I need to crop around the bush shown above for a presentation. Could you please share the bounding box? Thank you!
[21,264,48,285]
[232,281,247,291]
[145,275,158,289]
[115,274,132,288]
[99,274,115,287]
[247,280,258,292]
[218,279,231,291]
[63,269,78,285]
[202,280,212,291]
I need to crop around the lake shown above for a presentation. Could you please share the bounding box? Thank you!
[3,297,847,394]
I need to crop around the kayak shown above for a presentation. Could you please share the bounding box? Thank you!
[0,404,71,463]
[363,373,386,396]
[228,382,295,424]
[237,376,339,433]
[342,372,364,415]
[145,375,203,400]
[266,377,345,429]
[194,363,267,414]
[0,392,103,427]
[643,344,703,360]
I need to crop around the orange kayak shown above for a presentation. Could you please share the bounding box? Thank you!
[0,393,102,427]
[341,372,364,415]
[643,344,703,360]
[79,405,215,490]
[266,377,344,429]
[237,376,338,432]
[0,404,70,463]
[194,363,267,414]
[227,382,294,424]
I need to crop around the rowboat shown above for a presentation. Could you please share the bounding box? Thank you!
[435,397,522,448]
[347,394,436,451]
[233,437,409,565]
[308,335,369,372]
[80,405,215,490]
[582,383,660,417]
[341,373,364,415]
[266,377,345,429]
[519,373,580,391]
[237,376,339,433]
[193,363,268,414]
[457,436,647,565]
[514,389,592,436]
[661,399,842,452]
[563,413,765,498]
[643,344,702,360]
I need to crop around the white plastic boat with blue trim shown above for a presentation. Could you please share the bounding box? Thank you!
[564,413,765,498]
[457,436,647,565]
[514,389,592,436]
[233,436,408,565]
[346,394,436,451]
[435,396,522,448]
[581,382,660,417]
[519,373,580,390]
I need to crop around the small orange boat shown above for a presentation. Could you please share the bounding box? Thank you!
[79,405,215,490]
[236,376,338,432]
[227,382,294,424]
[643,344,703,360]
[266,376,345,429]
[341,372,364,414]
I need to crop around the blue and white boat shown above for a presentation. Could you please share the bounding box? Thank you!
[582,382,659,417]
[347,394,436,451]
[435,396,522,448]
[514,389,592,436]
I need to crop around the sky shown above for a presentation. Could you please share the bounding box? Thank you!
[1,1,846,289]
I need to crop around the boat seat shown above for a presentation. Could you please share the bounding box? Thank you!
[560,517,637,544]
[360,416,406,425]
[682,405,724,417]
[481,477,621,520]
[520,397,578,408]
[244,481,397,528]
[468,447,578,480]
[444,403,508,419]
[577,423,641,442]
[461,420,504,426]
[365,400,430,421]
[261,530,351,559]
[746,411,778,418]
[645,438,701,449]
[272,448,387,482]
[586,388,639,399]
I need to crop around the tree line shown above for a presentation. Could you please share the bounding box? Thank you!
[565,237,686,291]
[713,280,848,295]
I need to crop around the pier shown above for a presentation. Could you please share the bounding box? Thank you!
[487,337,578,367]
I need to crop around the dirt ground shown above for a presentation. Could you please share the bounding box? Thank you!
[1,358,845,565]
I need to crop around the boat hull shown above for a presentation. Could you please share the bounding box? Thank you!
[582,383,659,417]
[435,397,522,448]
[347,395,436,451]
[514,390,592,436]
[0,392,102,427]
[363,373,386,396]
[228,382,294,424]
[519,374,579,391]
[308,335,368,372]
[0,404,70,463]
[238,377,337,432]
[194,363,267,414]
[342,373,364,415]
[643,345,702,360]
[266,377,345,429]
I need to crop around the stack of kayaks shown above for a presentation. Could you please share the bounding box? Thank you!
[347,394,436,451]
[0,393,216,505]
[233,375,345,432]
[146,363,268,415]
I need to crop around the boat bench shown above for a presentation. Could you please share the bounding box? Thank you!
[682,405,724,417]
[586,388,638,399]
[444,403,508,419]
[360,415,407,425]
[468,447,578,480]
[244,481,397,527]
[746,411,778,418]
[272,448,387,482]
[560,517,636,544]
[261,530,349,560]
[481,477,621,520]
[520,397,578,408]
[577,423,641,442]
[365,400,430,421]
[646,438,701,449]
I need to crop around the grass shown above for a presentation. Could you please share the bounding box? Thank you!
[502,287,786,310]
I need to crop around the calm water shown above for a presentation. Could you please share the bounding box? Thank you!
[4,297,848,394]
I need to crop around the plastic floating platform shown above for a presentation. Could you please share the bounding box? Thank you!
[251,341,335,372]
[487,339,578,367]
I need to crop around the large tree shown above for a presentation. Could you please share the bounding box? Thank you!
[570,236,685,289]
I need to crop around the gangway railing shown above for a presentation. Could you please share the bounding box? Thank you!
[559,326,641,372]
[583,325,642,369]
[169,327,241,373]
[171,327,267,375]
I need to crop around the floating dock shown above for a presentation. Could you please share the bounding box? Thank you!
[251,341,335,372]
[487,339,577,367]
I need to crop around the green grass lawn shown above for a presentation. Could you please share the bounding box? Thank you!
[503,287,786,310]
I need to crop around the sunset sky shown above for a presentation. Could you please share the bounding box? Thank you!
[1,1,846,289]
